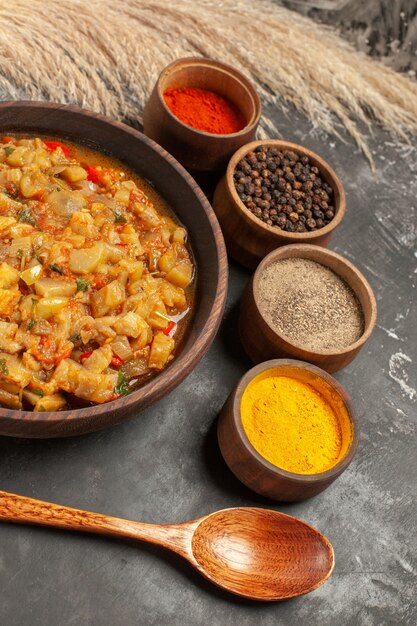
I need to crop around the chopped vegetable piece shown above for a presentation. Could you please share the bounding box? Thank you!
[0,289,20,316]
[162,321,176,336]
[36,297,68,319]
[111,354,124,367]
[82,346,112,373]
[61,166,87,182]
[0,353,31,386]
[69,334,81,343]
[85,165,101,184]
[4,146,15,156]
[53,359,117,404]
[34,393,67,412]
[149,332,174,370]
[80,350,94,363]
[0,388,21,409]
[0,262,20,289]
[44,141,71,157]
[115,370,129,396]
[27,320,36,331]
[35,278,77,298]
[69,242,106,275]
[50,263,65,275]
[113,208,127,224]
[90,280,125,317]
[32,388,45,397]
[76,277,89,292]
[20,264,43,285]
[17,208,35,226]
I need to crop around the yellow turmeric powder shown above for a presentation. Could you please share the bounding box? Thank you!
[240,372,351,474]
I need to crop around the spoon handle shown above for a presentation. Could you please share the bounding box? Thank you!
[0,490,196,558]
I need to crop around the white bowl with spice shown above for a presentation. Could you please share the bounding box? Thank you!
[239,244,377,373]
[218,359,359,501]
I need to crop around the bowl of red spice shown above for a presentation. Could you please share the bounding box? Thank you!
[218,359,359,502]
[239,244,377,373]
[212,140,346,268]
[143,57,261,179]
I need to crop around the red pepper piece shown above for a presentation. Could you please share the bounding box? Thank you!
[44,141,71,157]
[86,165,101,184]
[80,350,93,363]
[163,321,176,336]
[111,355,124,367]
[2,136,14,144]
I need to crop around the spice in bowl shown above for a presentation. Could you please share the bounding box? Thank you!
[257,258,364,352]
[163,87,246,135]
[240,368,353,474]
[233,145,335,233]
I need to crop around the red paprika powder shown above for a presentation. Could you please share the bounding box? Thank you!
[163,87,246,135]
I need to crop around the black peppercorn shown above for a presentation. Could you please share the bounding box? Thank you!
[233,147,335,233]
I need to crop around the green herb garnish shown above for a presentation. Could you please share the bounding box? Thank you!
[50,263,64,275]
[115,371,129,396]
[69,333,81,343]
[17,208,35,226]
[76,277,89,292]
[32,388,45,397]
[0,358,9,376]
[27,319,36,331]
[4,146,14,156]
[16,249,24,259]
[34,251,43,264]
[113,208,127,224]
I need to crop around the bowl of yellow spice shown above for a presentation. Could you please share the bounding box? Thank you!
[218,359,358,501]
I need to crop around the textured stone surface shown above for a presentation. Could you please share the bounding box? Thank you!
[0,109,416,625]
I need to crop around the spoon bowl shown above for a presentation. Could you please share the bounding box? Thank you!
[0,491,334,601]
[191,507,334,600]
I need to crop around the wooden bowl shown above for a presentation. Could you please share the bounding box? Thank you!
[218,359,359,502]
[212,139,346,269]
[0,101,228,438]
[239,244,377,373]
[143,57,261,178]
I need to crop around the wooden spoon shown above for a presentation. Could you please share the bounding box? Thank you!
[0,490,334,601]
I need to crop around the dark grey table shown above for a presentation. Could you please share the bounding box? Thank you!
[1,109,416,626]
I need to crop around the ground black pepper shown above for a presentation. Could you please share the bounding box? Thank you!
[257,258,364,352]
[233,146,335,233]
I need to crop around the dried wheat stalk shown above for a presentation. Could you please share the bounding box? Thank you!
[1,0,417,167]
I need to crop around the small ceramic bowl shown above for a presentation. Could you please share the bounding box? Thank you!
[143,57,261,179]
[212,139,346,269]
[239,244,377,373]
[218,359,359,501]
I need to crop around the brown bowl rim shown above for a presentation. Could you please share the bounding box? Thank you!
[225,139,346,240]
[252,244,377,357]
[232,358,359,483]
[155,56,262,138]
[0,100,228,432]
